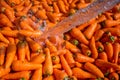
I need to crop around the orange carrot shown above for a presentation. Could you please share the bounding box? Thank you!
[0,30,18,37]
[35,9,47,20]
[97,15,107,23]
[0,66,10,77]
[51,54,60,64]
[0,32,9,44]
[0,0,12,10]
[104,42,113,61]
[57,0,66,13]
[95,41,104,53]
[42,2,53,12]
[72,67,96,79]
[53,69,68,80]
[17,41,26,61]
[104,20,120,27]
[70,28,89,45]
[114,13,120,20]
[2,71,30,80]
[83,22,97,39]
[43,48,53,77]
[64,50,75,67]
[31,53,45,64]
[98,52,108,62]
[25,41,30,61]
[95,59,120,70]
[53,2,60,13]
[109,72,119,80]
[60,55,72,76]
[5,43,16,68]
[12,60,42,71]
[53,64,62,69]
[74,53,95,63]
[75,62,83,68]
[94,30,104,41]
[43,75,54,80]
[31,67,42,80]
[113,43,120,63]
[84,62,104,78]
[0,44,6,65]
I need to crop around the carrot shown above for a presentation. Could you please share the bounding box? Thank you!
[0,44,6,65]
[53,2,60,13]
[65,41,80,53]
[0,30,18,37]
[0,32,9,44]
[109,72,119,80]
[77,3,89,9]
[0,0,12,10]
[22,3,32,14]
[25,41,30,61]
[35,9,47,20]
[31,53,45,64]
[64,50,75,67]
[43,48,53,77]
[104,20,120,27]
[94,29,104,41]
[113,43,120,63]
[98,52,108,62]
[53,64,62,69]
[17,41,26,61]
[97,15,107,23]
[5,43,16,68]
[12,60,42,71]
[89,37,98,59]
[53,69,68,80]
[0,66,10,77]
[75,62,83,68]
[42,2,53,12]
[57,0,67,13]
[104,42,113,61]
[60,55,72,76]
[95,59,120,70]
[70,28,89,45]
[2,71,30,80]
[72,67,96,79]
[80,43,92,56]
[51,54,60,64]
[31,67,42,80]
[84,62,104,78]
[114,13,120,20]
[7,37,15,44]
[43,75,54,80]
[74,53,95,63]
[95,41,104,53]
[26,37,42,52]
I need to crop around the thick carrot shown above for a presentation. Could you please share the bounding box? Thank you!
[104,42,113,61]
[60,55,72,76]
[12,60,42,71]
[65,41,80,53]
[104,20,120,27]
[53,69,68,80]
[0,30,18,37]
[72,67,96,79]
[31,67,42,80]
[51,54,60,64]
[74,53,95,63]
[109,72,119,80]
[0,44,6,65]
[64,50,75,67]
[57,0,67,13]
[83,22,97,39]
[17,41,26,61]
[43,48,53,76]
[26,37,42,52]
[94,29,104,41]
[0,32,9,44]
[113,43,120,63]
[95,59,120,70]
[0,66,10,77]
[31,53,45,64]
[5,43,16,68]
[95,41,104,53]
[42,2,53,12]
[84,62,104,78]
[2,71,30,80]
[98,52,108,62]
[89,37,98,59]
[35,9,47,20]
[70,28,89,45]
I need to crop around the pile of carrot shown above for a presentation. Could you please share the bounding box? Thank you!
[0,0,120,80]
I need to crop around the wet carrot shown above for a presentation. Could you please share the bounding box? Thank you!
[60,55,72,76]
[17,41,26,61]
[74,53,95,63]
[84,62,104,78]
[53,69,68,80]
[98,52,108,62]
[0,44,6,65]
[64,50,75,67]
[0,66,10,77]
[70,28,89,45]
[72,67,96,79]
[89,37,98,59]
[12,60,42,71]
[31,67,42,80]
[104,42,113,61]
[113,43,120,63]
[2,71,30,80]
[5,43,16,68]
[43,48,53,76]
